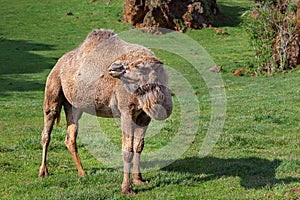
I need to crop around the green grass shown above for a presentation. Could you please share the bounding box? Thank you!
[1,0,300,199]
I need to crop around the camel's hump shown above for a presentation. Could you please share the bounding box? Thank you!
[86,29,115,43]
[76,29,119,61]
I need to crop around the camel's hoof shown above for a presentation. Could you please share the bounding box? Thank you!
[133,179,149,185]
[38,169,49,178]
[121,184,136,195]
[78,170,86,177]
[38,165,49,178]
[132,173,149,185]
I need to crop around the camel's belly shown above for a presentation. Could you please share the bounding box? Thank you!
[64,91,121,118]
[80,108,117,118]
[66,87,121,118]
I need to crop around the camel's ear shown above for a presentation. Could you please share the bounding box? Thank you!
[150,59,163,70]
[109,61,126,78]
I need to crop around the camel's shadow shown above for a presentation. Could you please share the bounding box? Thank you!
[142,156,299,190]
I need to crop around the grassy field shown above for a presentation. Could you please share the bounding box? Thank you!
[1,0,299,199]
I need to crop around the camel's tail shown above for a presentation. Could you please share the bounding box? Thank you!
[55,92,65,127]
[56,105,61,126]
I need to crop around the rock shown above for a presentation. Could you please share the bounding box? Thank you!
[209,65,222,73]
[66,12,73,16]
[123,0,219,31]
[215,28,228,35]
[232,70,243,76]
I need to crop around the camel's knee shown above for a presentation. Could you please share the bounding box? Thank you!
[41,125,53,145]
[64,139,77,152]
[134,137,144,153]
[122,132,134,163]
[41,133,50,146]
[122,150,134,163]
[66,124,77,135]
[122,133,133,152]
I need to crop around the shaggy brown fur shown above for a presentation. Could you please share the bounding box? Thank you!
[38,29,172,194]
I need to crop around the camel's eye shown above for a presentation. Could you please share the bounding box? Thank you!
[150,61,163,70]
[135,64,151,74]
[135,63,144,69]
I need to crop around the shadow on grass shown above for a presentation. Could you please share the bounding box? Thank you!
[85,157,298,192]
[0,38,55,74]
[160,156,299,189]
[0,38,56,94]
[213,3,250,27]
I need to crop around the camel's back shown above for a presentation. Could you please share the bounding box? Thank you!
[60,29,141,80]
[58,29,151,110]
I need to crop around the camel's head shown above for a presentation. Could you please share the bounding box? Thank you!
[108,51,172,120]
[108,51,168,92]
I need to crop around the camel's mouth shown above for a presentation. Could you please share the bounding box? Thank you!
[135,83,172,120]
[109,63,126,78]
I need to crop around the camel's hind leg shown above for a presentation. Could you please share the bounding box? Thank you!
[39,69,63,177]
[39,110,59,177]
[63,101,85,176]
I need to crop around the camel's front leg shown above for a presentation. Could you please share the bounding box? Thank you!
[121,131,135,194]
[120,114,150,194]
[132,126,148,185]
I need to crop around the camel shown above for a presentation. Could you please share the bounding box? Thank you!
[38,29,172,194]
